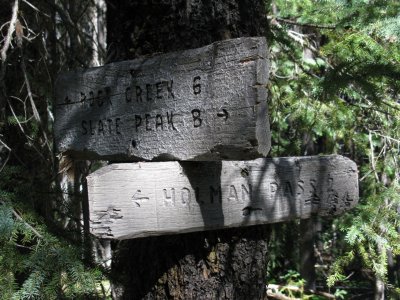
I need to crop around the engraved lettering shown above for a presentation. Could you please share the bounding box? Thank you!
[145,114,152,131]
[191,109,202,128]
[209,186,221,204]
[156,82,163,99]
[125,87,132,102]
[193,76,201,94]
[181,187,191,205]
[107,119,113,134]
[98,120,104,135]
[210,186,222,203]
[310,179,320,204]
[116,118,121,134]
[297,180,304,196]
[89,91,94,106]
[241,184,252,202]
[163,188,175,206]
[146,84,152,101]
[228,185,238,201]
[270,182,278,195]
[82,120,88,135]
[195,187,202,204]
[305,179,320,206]
[167,112,177,130]
[155,114,163,130]
[104,87,112,105]
[166,80,174,99]
[284,181,293,197]
[80,92,86,106]
[134,112,178,131]
[97,90,103,107]
[75,88,113,108]
[80,118,121,135]
[136,86,143,102]
[327,177,339,214]
[89,120,95,135]
[135,115,142,132]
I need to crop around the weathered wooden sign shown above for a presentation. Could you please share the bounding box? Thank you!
[54,37,270,161]
[88,155,358,239]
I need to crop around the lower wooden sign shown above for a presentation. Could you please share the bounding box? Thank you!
[88,155,358,239]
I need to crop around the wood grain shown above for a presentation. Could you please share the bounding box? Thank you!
[54,37,270,161]
[88,155,359,239]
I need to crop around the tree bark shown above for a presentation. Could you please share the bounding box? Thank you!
[106,0,270,299]
[299,218,316,290]
[374,276,385,300]
[111,227,269,299]
[299,131,317,290]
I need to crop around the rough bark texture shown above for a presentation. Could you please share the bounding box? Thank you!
[106,0,270,299]
[111,227,269,300]
[106,0,268,62]
[299,218,316,290]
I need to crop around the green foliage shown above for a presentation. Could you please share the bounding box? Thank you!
[0,1,109,298]
[0,167,104,299]
[269,270,344,299]
[278,270,308,299]
[334,288,348,300]
[268,0,400,296]
[328,182,400,287]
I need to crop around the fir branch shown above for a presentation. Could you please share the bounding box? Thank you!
[273,17,336,30]
[7,98,49,165]
[0,200,43,239]
[381,99,400,111]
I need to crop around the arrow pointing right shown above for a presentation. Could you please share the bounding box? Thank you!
[217,108,229,121]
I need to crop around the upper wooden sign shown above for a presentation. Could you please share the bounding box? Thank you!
[88,155,358,240]
[54,37,270,161]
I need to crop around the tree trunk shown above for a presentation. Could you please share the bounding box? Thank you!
[111,227,269,299]
[299,218,316,290]
[374,276,385,300]
[106,1,270,299]
[299,131,317,290]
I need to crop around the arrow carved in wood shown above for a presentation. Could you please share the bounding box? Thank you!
[131,190,150,207]
[217,109,229,121]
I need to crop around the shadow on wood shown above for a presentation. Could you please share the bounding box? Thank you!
[88,155,358,240]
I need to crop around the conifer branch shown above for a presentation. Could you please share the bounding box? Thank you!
[273,17,336,30]
[0,199,43,239]
[381,99,400,111]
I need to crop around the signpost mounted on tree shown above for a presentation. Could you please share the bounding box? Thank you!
[54,37,270,161]
[54,27,359,298]
[88,155,358,239]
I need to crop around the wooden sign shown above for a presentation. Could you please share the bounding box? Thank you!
[54,37,270,161]
[88,155,358,239]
